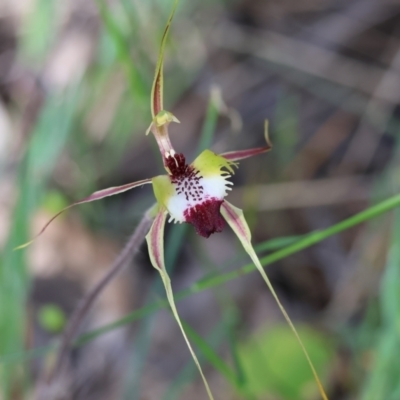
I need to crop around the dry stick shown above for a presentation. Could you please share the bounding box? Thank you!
[337,41,400,171]
[48,212,154,382]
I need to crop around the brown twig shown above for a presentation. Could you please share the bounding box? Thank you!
[214,22,400,105]
[230,175,373,211]
[46,211,154,384]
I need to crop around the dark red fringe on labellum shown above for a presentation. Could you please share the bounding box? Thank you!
[166,152,204,202]
[184,199,225,238]
[165,153,188,177]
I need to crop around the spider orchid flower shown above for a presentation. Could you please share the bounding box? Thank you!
[18,1,328,399]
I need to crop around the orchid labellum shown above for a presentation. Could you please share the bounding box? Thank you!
[18,1,329,399]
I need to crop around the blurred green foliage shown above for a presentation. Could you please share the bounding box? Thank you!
[38,304,66,334]
[239,324,333,399]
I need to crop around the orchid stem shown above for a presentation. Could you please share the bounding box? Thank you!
[46,211,154,383]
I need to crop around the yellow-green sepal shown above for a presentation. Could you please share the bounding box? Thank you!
[192,149,237,177]
[220,200,329,400]
[152,175,175,210]
[155,110,179,127]
[145,210,215,400]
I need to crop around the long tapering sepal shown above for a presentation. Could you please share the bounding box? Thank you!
[150,0,180,118]
[146,210,215,400]
[15,178,153,250]
[146,0,181,163]
[220,200,329,400]
[220,120,272,162]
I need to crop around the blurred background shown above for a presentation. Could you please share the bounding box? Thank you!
[1,0,400,399]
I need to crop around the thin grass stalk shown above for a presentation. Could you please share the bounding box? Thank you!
[76,192,400,342]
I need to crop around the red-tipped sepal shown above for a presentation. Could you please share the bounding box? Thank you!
[220,120,272,162]
[15,178,152,250]
[220,146,271,162]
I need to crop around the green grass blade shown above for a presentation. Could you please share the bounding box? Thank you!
[82,193,400,341]
[193,192,400,292]
[361,207,400,399]
[0,85,80,397]
[226,318,250,394]
[4,193,400,367]
[181,320,237,387]
[162,316,228,400]
[95,0,146,100]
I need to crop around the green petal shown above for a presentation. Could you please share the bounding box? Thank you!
[192,149,237,177]
[220,200,329,400]
[146,211,215,400]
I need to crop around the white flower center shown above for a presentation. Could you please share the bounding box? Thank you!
[164,153,232,223]
[167,175,232,222]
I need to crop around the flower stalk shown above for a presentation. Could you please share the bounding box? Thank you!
[43,210,154,387]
